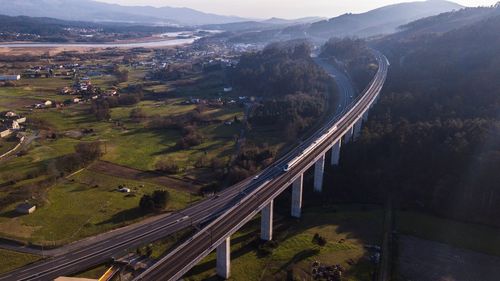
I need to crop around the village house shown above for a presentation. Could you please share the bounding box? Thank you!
[5,120,21,130]
[104,89,118,96]
[0,110,26,138]
[15,202,36,214]
[0,127,12,138]
[60,87,73,95]
[4,111,26,124]
[5,111,17,118]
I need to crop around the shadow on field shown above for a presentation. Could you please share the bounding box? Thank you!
[279,248,320,271]
[0,209,21,218]
[95,207,144,226]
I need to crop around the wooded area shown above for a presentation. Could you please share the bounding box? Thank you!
[326,15,500,227]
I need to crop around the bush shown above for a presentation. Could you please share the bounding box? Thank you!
[155,159,180,174]
[130,108,147,121]
[139,190,170,213]
[257,240,279,257]
[139,194,155,212]
[312,233,327,246]
[176,126,203,149]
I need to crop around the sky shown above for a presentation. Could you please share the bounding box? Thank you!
[97,0,498,19]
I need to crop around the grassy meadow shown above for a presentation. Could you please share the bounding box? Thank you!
[185,205,384,281]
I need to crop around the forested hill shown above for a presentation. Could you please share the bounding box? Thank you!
[0,14,185,42]
[232,41,337,141]
[304,0,462,38]
[232,42,335,98]
[378,12,500,119]
[388,4,500,39]
[0,15,96,35]
[327,11,500,227]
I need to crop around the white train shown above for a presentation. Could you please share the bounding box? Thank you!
[283,125,338,172]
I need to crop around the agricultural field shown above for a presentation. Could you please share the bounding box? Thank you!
[0,249,40,275]
[395,211,500,281]
[396,211,500,257]
[185,205,384,281]
[0,97,241,244]
[0,136,18,156]
[0,50,251,248]
[0,169,196,245]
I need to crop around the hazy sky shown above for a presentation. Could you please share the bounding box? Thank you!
[98,0,498,19]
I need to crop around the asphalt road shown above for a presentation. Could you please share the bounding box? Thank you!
[134,52,389,281]
[0,58,355,281]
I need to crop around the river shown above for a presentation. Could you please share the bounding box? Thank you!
[0,37,199,48]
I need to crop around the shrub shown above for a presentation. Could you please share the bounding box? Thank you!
[139,190,170,213]
[312,233,327,246]
[155,158,180,174]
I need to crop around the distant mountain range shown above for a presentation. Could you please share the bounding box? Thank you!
[0,0,476,41]
[377,3,500,49]
[298,0,464,38]
[202,17,325,32]
[0,0,249,26]
[396,3,500,36]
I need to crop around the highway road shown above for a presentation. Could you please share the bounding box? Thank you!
[0,56,354,281]
[134,52,389,280]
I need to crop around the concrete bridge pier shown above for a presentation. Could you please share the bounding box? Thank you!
[216,237,230,279]
[330,140,341,166]
[344,126,354,144]
[291,174,303,218]
[314,155,325,192]
[353,119,363,140]
[363,111,369,122]
[261,200,273,241]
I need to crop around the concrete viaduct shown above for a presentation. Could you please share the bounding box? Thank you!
[134,51,389,281]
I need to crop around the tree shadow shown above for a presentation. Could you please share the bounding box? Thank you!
[0,209,21,218]
[95,207,144,226]
[279,248,321,272]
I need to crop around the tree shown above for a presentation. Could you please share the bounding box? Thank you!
[90,99,110,121]
[155,158,180,174]
[139,190,170,213]
[75,142,103,162]
[151,190,170,210]
[130,108,147,121]
[139,194,155,213]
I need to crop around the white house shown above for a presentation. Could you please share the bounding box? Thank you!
[118,187,131,193]
[0,128,12,138]
[15,203,36,214]
[15,117,26,124]
[10,120,20,130]
[5,111,17,118]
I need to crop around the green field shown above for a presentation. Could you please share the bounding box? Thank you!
[0,249,40,275]
[396,211,500,257]
[0,78,73,111]
[0,94,242,244]
[185,205,384,281]
[0,137,19,156]
[0,169,196,245]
